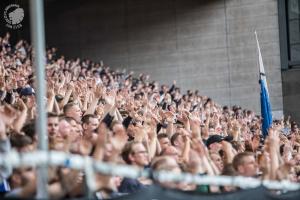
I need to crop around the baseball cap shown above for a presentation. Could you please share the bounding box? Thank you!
[20,87,35,97]
[206,135,233,147]
[206,135,224,147]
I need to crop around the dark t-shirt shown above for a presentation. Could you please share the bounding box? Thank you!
[118,178,146,194]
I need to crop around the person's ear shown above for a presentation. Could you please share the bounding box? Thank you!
[82,123,87,130]
[237,165,244,174]
[129,153,135,163]
[12,173,22,185]
[174,140,179,147]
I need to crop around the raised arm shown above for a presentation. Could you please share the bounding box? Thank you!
[84,85,105,116]
[267,128,280,180]
[59,82,74,109]
[12,99,28,133]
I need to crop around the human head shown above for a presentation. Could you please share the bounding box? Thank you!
[22,121,37,143]
[151,156,182,189]
[10,134,34,152]
[160,145,179,162]
[63,102,82,123]
[232,152,258,177]
[58,118,73,140]
[157,133,170,151]
[111,121,126,135]
[9,168,35,190]
[20,87,35,97]
[151,156,180,172]
[170,132,184,150]
[17,77,27,88]
[82,114,98,134]
[210,152,224,172]
[47,112,59,139]
[64,117,80,141]
[121,141,149,167]
[291,122,299,133]
[206,135,225,153]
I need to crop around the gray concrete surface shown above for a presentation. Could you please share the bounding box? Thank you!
[45,0,283,115]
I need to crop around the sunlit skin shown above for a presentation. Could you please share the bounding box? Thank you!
[237,155,259,177]
[162,146,179,162]
[65,104,82,123]
[158,137,170,151]
[210,153,224,172]
[129,143,149,167]
[47,117,59,139]
[58,120,72,141]
[83,117,99,134]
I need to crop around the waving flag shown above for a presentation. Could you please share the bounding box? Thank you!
[255,31,273,137]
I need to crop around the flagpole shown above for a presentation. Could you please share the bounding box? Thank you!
[255,31,273,137]
[254,31,260,83]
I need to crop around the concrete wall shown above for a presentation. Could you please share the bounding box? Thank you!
[45,0,283,114]
[282,69,300,124]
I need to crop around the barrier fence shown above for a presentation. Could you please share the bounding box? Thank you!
[1,150,300,193]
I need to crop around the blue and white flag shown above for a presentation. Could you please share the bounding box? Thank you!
[255,31,272,137]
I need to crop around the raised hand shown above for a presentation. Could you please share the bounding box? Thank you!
[16,98,27,111]
[0,104,18,126]
[132,124,146,142]
[177,112,187,124]
[110,132,128,152]
[94,85,105,99]
[268,128,279,142]
[105,90,116,106]
[47,82,55,98]
[189,111,201,125]
[67,81,75,91]
[65,71,72,83]
[164,110,175,123]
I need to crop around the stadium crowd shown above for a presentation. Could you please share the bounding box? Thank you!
[1,32,300,199]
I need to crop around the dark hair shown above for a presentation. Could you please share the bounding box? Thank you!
[48,112,58,118]
[244,140,254,152]
[170,132,180,146]
[222,164,238,176]
[280,144,285,156]
[121,141,141,164]
[82,114,97,124]
[21,121,36,141]
[223,106,228,111]
[157,133,169,140]
[10,134,33,148]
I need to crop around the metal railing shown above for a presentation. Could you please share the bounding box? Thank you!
[1,150,300,192]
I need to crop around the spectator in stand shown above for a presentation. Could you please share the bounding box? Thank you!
[119,141,149,193]
[232,152,258,177]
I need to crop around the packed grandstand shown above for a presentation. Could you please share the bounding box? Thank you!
[0,32,300,199]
